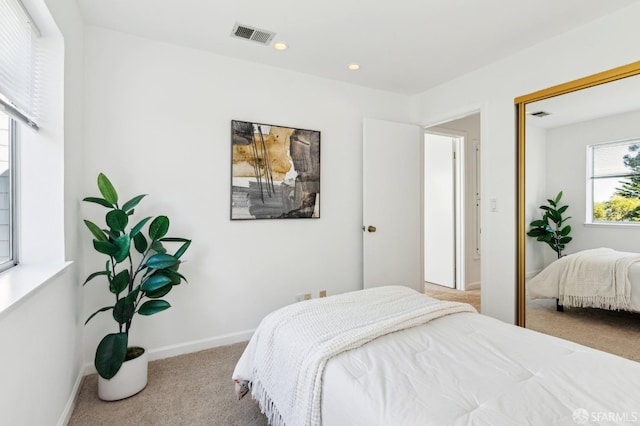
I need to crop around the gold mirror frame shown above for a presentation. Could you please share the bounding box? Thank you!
[516,60,640,327]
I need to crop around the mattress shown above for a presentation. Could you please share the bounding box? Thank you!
[321,312,640,425]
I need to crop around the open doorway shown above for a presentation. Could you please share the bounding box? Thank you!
[423,113,481,308]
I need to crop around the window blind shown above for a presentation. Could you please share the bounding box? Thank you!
[0,0,40,129]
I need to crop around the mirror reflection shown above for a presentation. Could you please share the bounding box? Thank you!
[521,71,640,361]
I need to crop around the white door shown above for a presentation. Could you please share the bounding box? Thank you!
[424,133,455,288]
[363,118,422,291]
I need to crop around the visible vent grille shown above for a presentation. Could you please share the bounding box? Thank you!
[530,111,551,117]
[231,23,276,45]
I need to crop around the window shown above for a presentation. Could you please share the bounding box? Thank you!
[0,111,16,271]
[588,139,640,224]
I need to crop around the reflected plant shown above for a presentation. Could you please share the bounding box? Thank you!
[527,191,572,259]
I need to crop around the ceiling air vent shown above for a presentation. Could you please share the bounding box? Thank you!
[230,23,276,45]
[530,111,551,118]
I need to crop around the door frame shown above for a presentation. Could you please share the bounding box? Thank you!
[424,128,465,290]
[421,106,485,293]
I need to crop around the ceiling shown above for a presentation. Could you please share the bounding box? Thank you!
[77,0,636,95]
[526,74,640,129]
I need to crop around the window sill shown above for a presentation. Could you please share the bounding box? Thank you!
[0,261,73,319]
[584,222,640,229]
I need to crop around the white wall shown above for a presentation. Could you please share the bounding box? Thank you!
[81,26,411,363]
[544,109,640,255]
[410,2,640,323]
[0,0,84,424]
[525,123,547,274]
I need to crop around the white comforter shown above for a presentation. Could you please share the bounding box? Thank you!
[321,312,640,425]
[234,289,640,425]
[233,286,475,426]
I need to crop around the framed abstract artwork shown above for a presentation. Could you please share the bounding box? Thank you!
[230,120,320,219]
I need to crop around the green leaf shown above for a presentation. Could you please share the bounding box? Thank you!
[106,209,129,232]
[555,191,563,204]
[133,233,148,254]
[557,205,569,215]
[84,220,108,242]
[138,300,171,316]
[93,240,119,257]
[97,173,119,205]
[559,236,572,244]
[529,220,546,227]
[174,240,191,259]
[84,306,113,325]
[149,216,169,240]
[131,217,152,237]
[95,333,128,380]
[122,194,147,213]
[145,284,173,299]
[560,225,572,236]
[141,274,172,293]
[83,270,109,286]
[126,288,140,305]
[160,237,190,242]
[164,269,186,284]
[113,235,131,264]
[150,240,166,254]
[146,253,178,269]
[83,197,114,208]
[110,269,130,294]
[527,228,546,237]
[113,297,135,325]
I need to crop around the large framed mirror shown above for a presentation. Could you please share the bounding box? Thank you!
[516,61,640,359]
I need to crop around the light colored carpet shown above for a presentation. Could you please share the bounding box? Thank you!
[68,342,268,426]
[526,297,640,362]
[423,282,481,312]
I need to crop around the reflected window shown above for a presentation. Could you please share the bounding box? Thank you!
[588,139,640,224]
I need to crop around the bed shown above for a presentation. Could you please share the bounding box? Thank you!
[528,247,640,312]
[232,285,640,425]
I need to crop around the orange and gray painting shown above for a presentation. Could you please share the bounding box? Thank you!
[231,120,320,219]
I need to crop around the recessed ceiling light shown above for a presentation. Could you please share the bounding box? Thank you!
[274,42,288,51]
[348,63,360,71]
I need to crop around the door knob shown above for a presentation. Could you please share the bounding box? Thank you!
[367,226,377,233]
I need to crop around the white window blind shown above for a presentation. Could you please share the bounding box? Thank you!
[0,0,40,129]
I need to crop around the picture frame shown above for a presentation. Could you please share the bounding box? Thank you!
[230,120,320,220]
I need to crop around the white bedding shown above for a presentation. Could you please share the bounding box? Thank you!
[529,248,640,312]
[322,312,640,425]
[234,288,640,425]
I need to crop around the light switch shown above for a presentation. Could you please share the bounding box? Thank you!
[490,198,498,212]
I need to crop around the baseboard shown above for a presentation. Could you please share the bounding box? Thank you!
[465,281,481,290]
[82,328,255,376]
[57,367,85,426]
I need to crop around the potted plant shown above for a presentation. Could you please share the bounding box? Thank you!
[83,173,191,400]
[527,191,572,259]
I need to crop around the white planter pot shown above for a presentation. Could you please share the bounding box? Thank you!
[98,347,148,401]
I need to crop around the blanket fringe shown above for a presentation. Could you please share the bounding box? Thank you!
[251,377,287,426]
[561,294,631,311]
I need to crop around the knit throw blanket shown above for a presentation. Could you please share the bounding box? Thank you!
[248,285,476,426]
[559,248,640,310]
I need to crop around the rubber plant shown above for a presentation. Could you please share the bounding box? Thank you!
[83,173,191,379]
[527,191,572,259]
